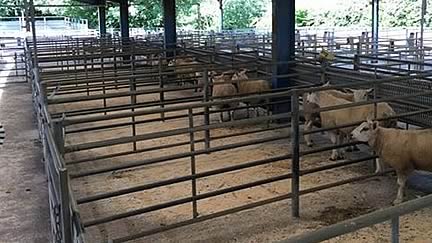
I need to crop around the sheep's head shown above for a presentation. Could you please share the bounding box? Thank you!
[232,69,249,81]
[304,102,322,128]
[306,92,320,105]
[168,59,176,67]
[351,118,379,143]
[346,88,373,102]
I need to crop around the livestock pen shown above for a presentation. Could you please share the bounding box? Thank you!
[27,36,432,243]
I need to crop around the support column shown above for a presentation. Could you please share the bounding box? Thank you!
[420,0,427,51]
[163,0,176,57]
[98,6,107,37]
[120,0,129,39]
[272,0,295,115]
[372,0,379,57]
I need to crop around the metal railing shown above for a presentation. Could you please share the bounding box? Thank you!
[277,193,432,243]
[26,36,432,243]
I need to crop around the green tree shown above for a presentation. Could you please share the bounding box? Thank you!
[296,9,313,27]
[223,0,265,29]
[0,0,20,17]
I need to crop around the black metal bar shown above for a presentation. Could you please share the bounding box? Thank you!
[278,190,432,243]
[372,0,379,57]
[163,0,176,57]
[291,92,300,217]
[272,0,295,116]
[203,69,211,150]
[98,5,107,37]
[119,0,129,39]
[391,216,400,243]
[188,108,199,218]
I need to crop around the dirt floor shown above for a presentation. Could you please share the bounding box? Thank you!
[0,81,50,243]
[50,85,432,243]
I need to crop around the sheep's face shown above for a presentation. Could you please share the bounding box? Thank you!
[306,92,320,105]
[232,70,248,81]
[351,120,378,142]
[352,89,373,102]
[303,102,322,128]
[168,59,176,67]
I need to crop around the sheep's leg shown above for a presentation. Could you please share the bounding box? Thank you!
[219,112,224,123]
[375,158,384,174]
[345,135,353,152]
[337,133,345,159]
[229,110,235,121]
[329,132,340,161]
[304,120,314,147]
[394,171,408,205]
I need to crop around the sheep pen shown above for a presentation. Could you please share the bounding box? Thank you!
[32,37,432,243]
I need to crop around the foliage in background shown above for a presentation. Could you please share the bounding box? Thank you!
[2,0,432,30]
[223,0,264,29]
[296,9,313,27]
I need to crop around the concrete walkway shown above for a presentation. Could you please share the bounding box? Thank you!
[0,82,49,243]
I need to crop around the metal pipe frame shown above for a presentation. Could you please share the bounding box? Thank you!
[278,193,432,243]
[27,35,432,243]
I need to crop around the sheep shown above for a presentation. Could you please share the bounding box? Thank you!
[231,69,271,118]
[322,83,374,103]
[305,91,397,161]
[197,71,233,93]
[351,119,432,204]
[211,73,238,123]
[168,57,200,88]
[304,83,374,150]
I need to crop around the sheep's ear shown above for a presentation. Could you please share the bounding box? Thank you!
[344,88,355,93]
[366,88,374,93]
[366,116,373,124]
[322,81,330,87]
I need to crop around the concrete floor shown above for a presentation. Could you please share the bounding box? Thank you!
[0,82,49,243]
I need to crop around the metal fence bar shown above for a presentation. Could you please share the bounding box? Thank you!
[391,216,400,243]
[277,194,432,243]
[188,108,199,218]
[291,92,300,218]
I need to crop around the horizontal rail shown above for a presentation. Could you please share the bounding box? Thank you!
[278,193,432,243]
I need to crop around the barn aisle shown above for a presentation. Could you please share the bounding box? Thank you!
[0,80,49,242]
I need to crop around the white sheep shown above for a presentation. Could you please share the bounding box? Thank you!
[305,91,396,161]
[231,69,271,117]
[351,119,432,204]
[322,82,374,103]
[211,73,238,122]
[303,83,374,150]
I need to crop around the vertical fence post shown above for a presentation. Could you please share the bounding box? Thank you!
[14,52,18,76]
[59,168,72,243]
[130,46,137,151]
[291,91,300,218]
[203,69,211,151]
[391,217,400,243]
[188,108,199,218]
[52,119,65,157]
[159,55,165,121]
[101,46,107,115]
[353,54,360,71]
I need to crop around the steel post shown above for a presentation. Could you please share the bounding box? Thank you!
[290,92,300,218]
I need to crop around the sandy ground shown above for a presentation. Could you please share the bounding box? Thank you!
[49,85,432,243]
